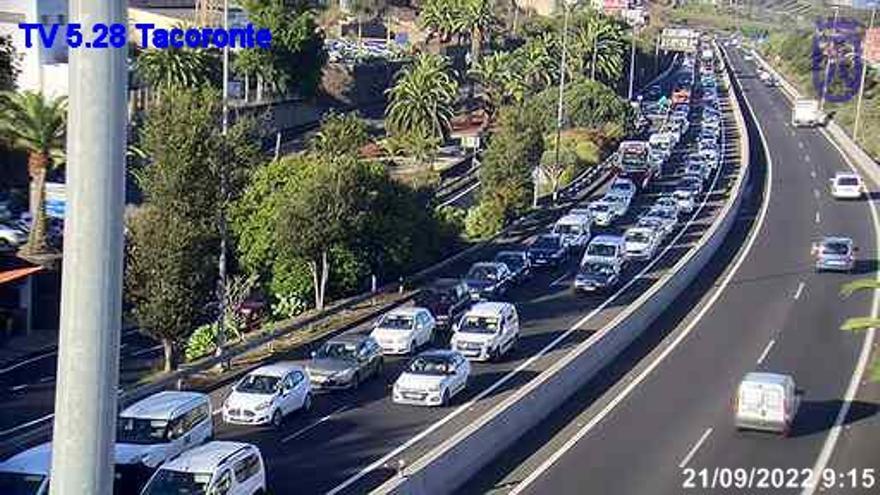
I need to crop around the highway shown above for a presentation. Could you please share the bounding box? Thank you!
[199,61,744,494]
[467,43,879,494]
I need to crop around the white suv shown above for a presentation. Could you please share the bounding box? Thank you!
[141,441,266,495]
[830,172,865,199]
[222,362,311,428]
[450,302,519,361]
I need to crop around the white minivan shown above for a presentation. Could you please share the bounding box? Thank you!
[734,372,800,435]
[141,441,266,495]
[552,213,592,250]
[115,391,213,492]
[580,235,627,271]
[450,302,520,362]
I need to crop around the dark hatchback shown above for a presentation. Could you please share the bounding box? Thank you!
[414,278,471,330]
[527,234,569,268]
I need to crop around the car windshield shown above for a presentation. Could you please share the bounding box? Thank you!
[235,374,280,395]
[407,356,453,375]
[582,263,615,275]
[316,342,358,360]
[837,177,859,186]
[611,184,631,193]
[532,237,560,250]
[822,242,850,255]
[458,316,500,334]
[0,472,47,495]
[416,289,451,306]
[587,244,617,257]
[466,265,497,281]
[379,314,414,330]
[496,254,524,269]
[141,469,211,495]
[653,209,674,219]
[627,231,651,243]
[554,224,582,235]
[590,203,609,213]
[116,417,169,445]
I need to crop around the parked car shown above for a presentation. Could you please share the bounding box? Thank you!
[370,307,436,355]
[812,236,856,272]
[140,441,266,495]
[115,391,213,492]
[222,362,311,428]
[450,302,519,361]
[494,250,532,284]
[306,334,383,390]
[625,226,662,260]
[527,234,569,268]
[830,172,865,199]
[463,262,514,300]
[734,372,800,436]
[414,278,471,330]
[573,261,621,293]
[392,350,470,407]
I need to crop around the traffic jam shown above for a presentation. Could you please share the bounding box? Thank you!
[0,42,732,495]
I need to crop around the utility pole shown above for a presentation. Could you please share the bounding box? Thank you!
[854,6,876,143]
[553,0,574,204]
[50,1,126,494]
[819,6,840,113]
[628,25,639,101]
[216,0,230,362]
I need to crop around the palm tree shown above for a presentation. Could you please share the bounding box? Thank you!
[570,12,626,83]
[469,52,514,118]
[458,0,496,69]
[0,91,66,257]
[419,0,458,43]
[839,278,880,380]
[386,53,459,144]
[135,47,218,94]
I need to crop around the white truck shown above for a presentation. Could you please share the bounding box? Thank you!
[791,98,825,127]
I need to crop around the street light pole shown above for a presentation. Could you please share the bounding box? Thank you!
[628,26,638,100]
[50,0,126,493]
[819,6,840,113]
[217,0,230,360]
[553,1,573,204]
[854,6,876,143]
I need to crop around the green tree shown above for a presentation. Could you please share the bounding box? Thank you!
[241,0,327,97]
[350,0,388,43]
[468,51,515,118]
[309,112,370,156]
[419,0,459,43]
[0,91,66,258]
[839,279,880,381]
[135,47,219,92]
[459,0,496,69]
[386,53,459,147]
[570,10,626,83]
[0,35,19,91]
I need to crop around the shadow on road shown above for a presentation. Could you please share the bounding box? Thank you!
[790,399,878,438]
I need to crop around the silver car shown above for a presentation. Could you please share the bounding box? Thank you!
[813,236,856,272]
[307,334,384,390]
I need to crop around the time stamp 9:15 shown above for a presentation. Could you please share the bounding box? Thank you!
[18,22,272,50]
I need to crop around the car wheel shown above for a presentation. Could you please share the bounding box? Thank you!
[441,389,450,407]
[271,410,283,428]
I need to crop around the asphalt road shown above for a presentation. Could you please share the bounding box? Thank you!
[199,61,745,494]
[466,44,879,495]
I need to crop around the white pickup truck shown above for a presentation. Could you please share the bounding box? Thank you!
[791,98,825,127]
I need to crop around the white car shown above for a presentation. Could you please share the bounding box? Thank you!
[672,190,696,214]
[654,195,681,217]
[603,192,631,216]
[734,372,799,436]
[588,199,618,227]
[141,441,266,495]
[370,306,436,355]
[608,177,637,200]
[222,362,311,428]
[830,172,865,199]
[451,302,520,361]
[624,227,661,260]
[392,350,470,407]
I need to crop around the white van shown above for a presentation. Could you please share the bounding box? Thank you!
[581,235,627,271]
[734,372,800,435]
[552,213,592,250]
[115,391,213,492]
[140,441,266,495]
[450,302,519,362]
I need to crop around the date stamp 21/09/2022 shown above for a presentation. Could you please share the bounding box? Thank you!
[682,467,877,490]
[18,22,271,50]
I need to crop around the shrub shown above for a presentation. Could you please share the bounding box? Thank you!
[465,199,506,240]
[184,322,237,363]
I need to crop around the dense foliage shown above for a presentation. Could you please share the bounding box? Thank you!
[0,35,18,91]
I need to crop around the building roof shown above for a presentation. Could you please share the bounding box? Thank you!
[160,441,255,474]
[119,391,208,420]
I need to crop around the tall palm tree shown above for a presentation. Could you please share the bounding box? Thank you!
[0,91,66,257]
[570,12,626,83]
[386,53,459,143]
[458,0,496,69]
[419,0,458,43]
[469,52,514,118]
[135,47,218,94]
[839,279,880,380]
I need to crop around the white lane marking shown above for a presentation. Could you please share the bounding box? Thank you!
[804,154,811,162]
[509,59,771,495]
[815,211,821,224]
[0,413,53,437]
[798,141,805,149]
[756,339,776,365]
[282,406,349,443]
[438,181,480,209]
[327,95,732,495]
[38,376,54,384]
[793,281,805,300]
[810,170,817,179]
[131,344,163,357]
[802,128,880,495]
[813,189,820,199]
[549,271,571,287]
[678,427,713,469]
[0,350,57,375]
[120,343,128,351]
[10,384,28,392]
